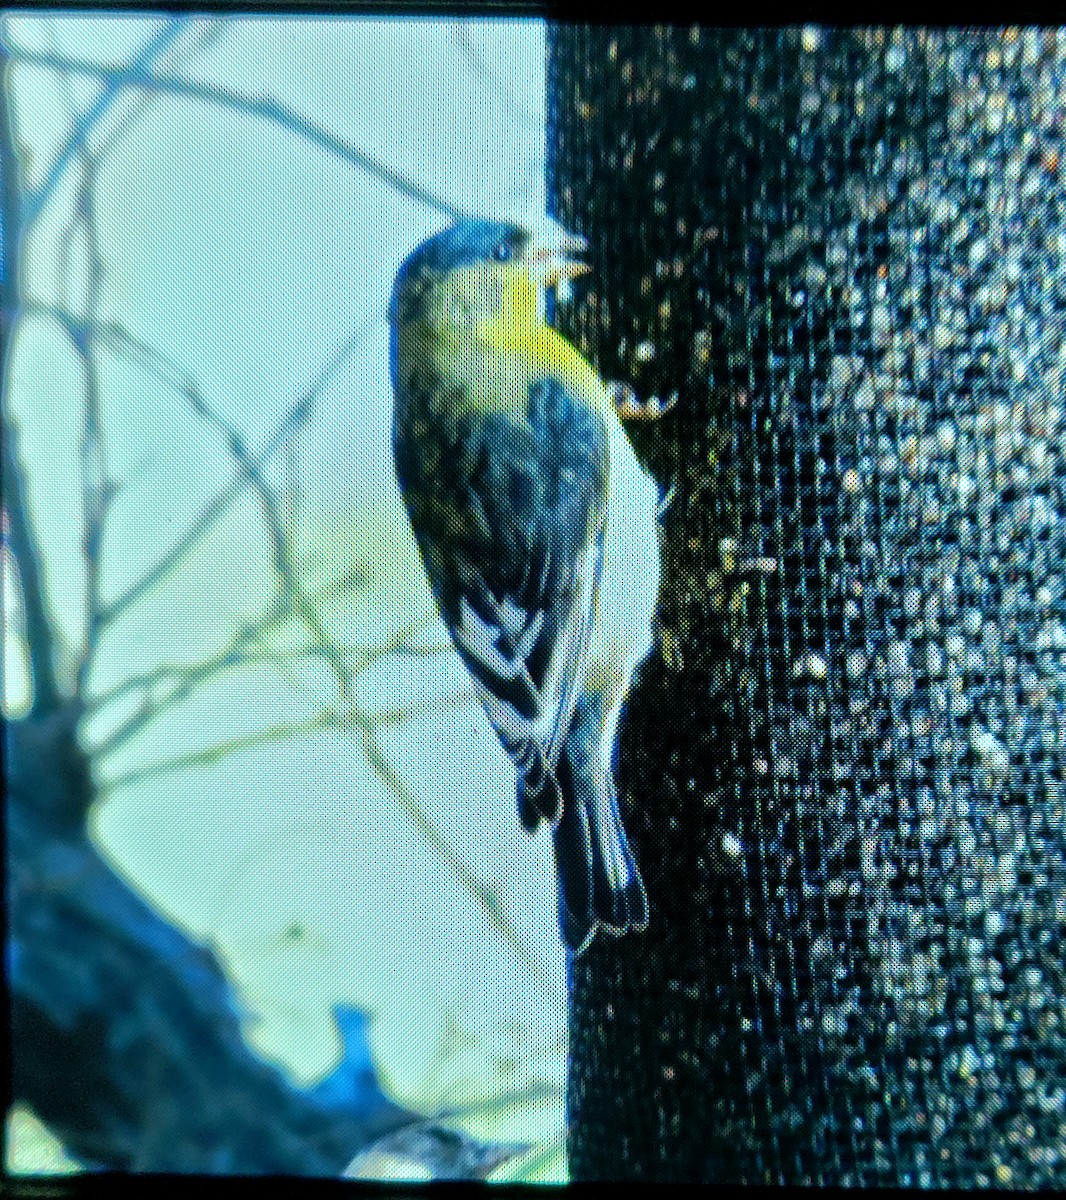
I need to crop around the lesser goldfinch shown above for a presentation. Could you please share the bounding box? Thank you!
[389,218,652,954]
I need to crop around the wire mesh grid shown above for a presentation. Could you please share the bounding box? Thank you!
[551,25,1066,1185]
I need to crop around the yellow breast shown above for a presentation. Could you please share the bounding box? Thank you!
[401,258,608,422]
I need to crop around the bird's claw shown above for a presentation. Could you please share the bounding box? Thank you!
[607,381,678,422]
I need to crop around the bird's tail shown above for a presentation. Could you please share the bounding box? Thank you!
[549,693,648,955]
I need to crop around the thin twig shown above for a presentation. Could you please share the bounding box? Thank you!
[373,689,474,728]
[88,320,357,698]
[451,27,542,127]
[89,611,279,759]
[87,645,312,717]
[98,696,552,1003]
[83,559,371,717]
[1,424,62,717]
[100,711,344,792]
[20,18,189,230]
[1,38,63,717]
[356,719,553,992]
[100,321,368,625]
[181,379,354,696]
[68,139,115,700]
[8,44,464,220]
[23,17,224,701]
[20,303,459,720]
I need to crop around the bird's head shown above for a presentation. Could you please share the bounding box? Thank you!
[390,218,588,342]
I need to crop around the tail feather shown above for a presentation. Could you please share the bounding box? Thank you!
[589,778,649,935]
[551,694,648,953]
[550,783,596,954]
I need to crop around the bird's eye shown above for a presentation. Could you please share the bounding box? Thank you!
[493,240,512,262]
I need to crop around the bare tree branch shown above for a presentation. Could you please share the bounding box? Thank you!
[354,718,554,993]
[450,27,541,127]
[89,611,287,760]
[99,318,366,626]
[97,673,546,992]
[85,563,433,725]
[65,139,115,700]
[373,688,474,728]
[4,21,561,1176]
[89,644,323,723]
[100,711,344,792]
[1,424,63,717]
[20,18,190,230]
[8,41,465,220]
[179,369,354,697]
[1,40,63,718]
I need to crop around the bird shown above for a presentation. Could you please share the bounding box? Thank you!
[389,217,659,954]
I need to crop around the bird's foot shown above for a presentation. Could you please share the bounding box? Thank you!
[607,381,678,422]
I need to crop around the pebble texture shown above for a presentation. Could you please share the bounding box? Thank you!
[550,26,1066,1185]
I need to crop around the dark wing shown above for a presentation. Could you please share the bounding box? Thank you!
[395,375,609,827]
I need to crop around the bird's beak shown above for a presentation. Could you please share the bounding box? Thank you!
[527,230,591,287]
